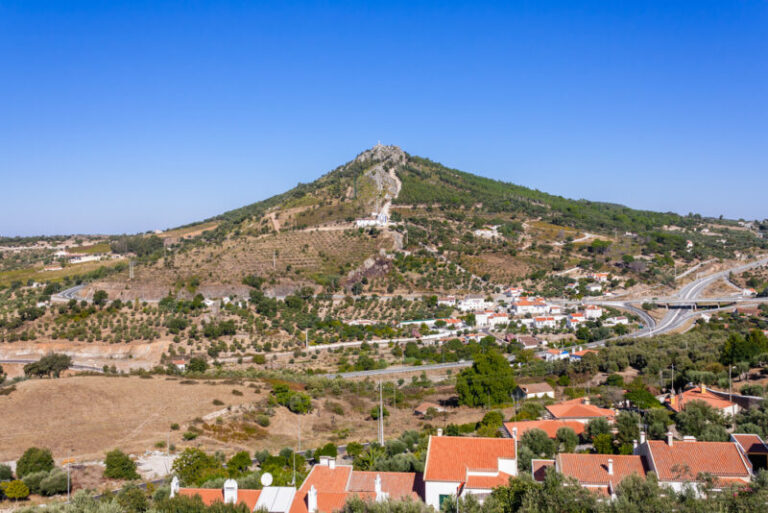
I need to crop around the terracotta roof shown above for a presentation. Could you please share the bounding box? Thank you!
[290,465,422,513]
[645,440,752,482]
[518,383,554,395]
[290,465,352,513]
[732,434,768,455]
[178,488,261,511]
[504,420,585,439]
[347,471,422,501]
[667,386,737,413]
[531,460,554,482]
[546,398,614,420]
[424,436,516,482]
[464,472,512,490]
[571,350,597,357]
[557,454,647,487]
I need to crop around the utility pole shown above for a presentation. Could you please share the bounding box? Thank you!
[129,260,135,280]
[378,380,384,445]
[729,366,733,401]
[273,250,276,270]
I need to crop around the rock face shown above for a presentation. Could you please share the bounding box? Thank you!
[354,144,404,214]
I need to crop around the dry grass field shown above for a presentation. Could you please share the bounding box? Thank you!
[0,375,259,462]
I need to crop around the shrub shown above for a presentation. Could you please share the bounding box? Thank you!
[0,464,13,481]
[232,389,243,396]
[170,423,180,431]
[256,415,270,427]
[16,447,54,478]
[370,406,390,420]
[0,480,30,500]
[39,469,68,496]
[22,470,49,495]
[104,449,140,480]
[117,483,149,513]
[213,399,224,406]
[183,431,199,441]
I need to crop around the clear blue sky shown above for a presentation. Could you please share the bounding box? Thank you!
[1,1,766,236]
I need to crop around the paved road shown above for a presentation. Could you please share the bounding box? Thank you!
[0,359,104,373]
[324,360,474,379]
[52,284,87,302]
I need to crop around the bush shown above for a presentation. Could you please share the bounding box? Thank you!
[39,469,68,496]
[370,406,390,420]
[0,479,30,500]
[22,471,49,495]
[117,483,149,513]
[183,431,199,441]
[104,449,140,480]
[256,415,270,427]
[0,464,13,481]
[170,423,180,431]
[16,447,54,478]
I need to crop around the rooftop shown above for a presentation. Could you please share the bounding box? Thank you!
[645,439,751,482]
[424,436,516,482]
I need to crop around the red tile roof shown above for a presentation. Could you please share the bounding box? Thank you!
[178,488,261,511]
[424,436,517,482]
[545,398,614,420]
[667,386,736,413]
[557,454,647,487]
[346,471,422,501]
[518,383,554,395]
[732,433,768,455]
[464,472,512,490]
[290,464,422,513]
[645,440,751,482]
[504,420,585,439]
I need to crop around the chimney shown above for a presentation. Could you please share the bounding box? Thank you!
[375,474,384,502]
[319,456,330,466]
[308,485,318,513]
[640,431,646,444]
[437,428,443,437]
[223,479,238,505]
[329,458,336,470]
[666,432,674,446]
[512,427,518,439]
[583,396,590,405]
[607,459,614,476]
[632,439,638,450]
[683,436,697,443]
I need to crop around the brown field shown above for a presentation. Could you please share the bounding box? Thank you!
[0,375,259,462]
[0,373,500,468]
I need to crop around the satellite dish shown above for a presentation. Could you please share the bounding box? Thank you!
[260,472,273,487]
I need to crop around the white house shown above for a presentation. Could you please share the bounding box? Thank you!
[604,316,629,327]
[423,435,517,509]
[634,434,752,494]
[438,296,456,307]
[504,287,525,298]
[487,312,509,329]
[355,212,388,228]
[544,349,569,361]
[567,313,586,328]
[512,298,548,316]
[458,295,487,312]
[586,283,603,293]
[533,316,557,329]
[513,383,555,400]
[584,305,602,319]
[587,272,609,283]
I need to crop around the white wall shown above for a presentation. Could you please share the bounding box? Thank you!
[425,481,461,509]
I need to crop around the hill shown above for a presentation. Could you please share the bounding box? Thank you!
[2,143,767,302]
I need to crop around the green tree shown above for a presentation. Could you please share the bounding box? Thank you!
[93,290,109,307]
[520,429,555,460]
[593,433,614,454]
[456,350,516,407]
[615,411,641,451]
[556,427,579,453]
[0,480,30,500]
[171,448,223,486]
[675,401,728,440]
[0,464,13,481]
[104,449,140,480]
[226,451,252,476]
[16,447,54,478]
[645,409,673,440]
[187,357,208,373]
[586,417,611,440]
[117,483,149,513]
[39,469,68,496]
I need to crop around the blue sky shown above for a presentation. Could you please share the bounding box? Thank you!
[1,1,766,236]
